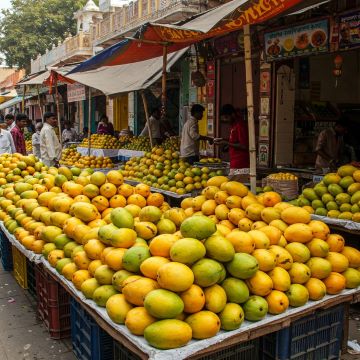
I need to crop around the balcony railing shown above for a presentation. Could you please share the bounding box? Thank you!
[31,32,93,73]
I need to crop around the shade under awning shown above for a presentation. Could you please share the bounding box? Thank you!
[0,96,32,111]
[66,48,187,96]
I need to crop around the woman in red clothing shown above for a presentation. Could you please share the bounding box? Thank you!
[215,104,249,174]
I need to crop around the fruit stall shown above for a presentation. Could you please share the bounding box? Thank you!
[0,153,359,359]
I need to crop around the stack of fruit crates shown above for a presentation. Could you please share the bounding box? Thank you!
[0,232,13,271]
[71,298,114,360]
[12,246,27,289]
[26,259,37,299]
[261,304,345,359]
[35,266,71,339]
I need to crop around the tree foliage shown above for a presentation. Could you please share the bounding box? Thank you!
[0,0,90,71]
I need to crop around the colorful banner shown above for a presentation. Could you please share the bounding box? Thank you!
[264,19,329,60]
[339,11,360,49]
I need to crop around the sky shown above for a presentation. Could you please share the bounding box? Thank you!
[0,0,12,11]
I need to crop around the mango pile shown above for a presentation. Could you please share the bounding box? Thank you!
[79,134,122,149]
[0,157,359,351]
[122,136,152,151]
[120,147,224,194]
[295,164,360,222]
[60,148,114,169]
[25,140,32,153]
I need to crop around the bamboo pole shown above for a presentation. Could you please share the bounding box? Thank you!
[243,24,257,193]
[161,45,168,122]
[37,85,43,121]
[54,77,62,146]
[88,87,92,157]
[141,91,153,148]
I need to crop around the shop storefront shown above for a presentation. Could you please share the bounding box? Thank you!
[263,4,360,174]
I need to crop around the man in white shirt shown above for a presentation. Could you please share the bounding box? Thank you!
[139,108,161,144]
[62,122,77,143]
[40,112,62,167]
[0,118,16,154]
[32,122,42,159]
[5,114,15,132]
[180,104,213,164]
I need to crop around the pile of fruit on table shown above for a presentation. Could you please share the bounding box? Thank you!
[79,134,122,149]
[295,164,360,222]
[119,146,224,195]
[121,136,152,152]
[60,148,115,169]
[0,153,359,351]
[197,157,223,164]
[267,172,298,181]
[25,140,32,153]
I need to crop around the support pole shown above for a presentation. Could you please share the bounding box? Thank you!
[37,85,43,121]
[88,87,92,157]
[22,85,26,113]
[161,45,168,122]
[141,91,153,148]
[244,24,257,193]
[54,78,62,146]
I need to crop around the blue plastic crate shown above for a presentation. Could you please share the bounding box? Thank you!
[0,232,13,271]
[71,298,113,360]
[262,304,344,360]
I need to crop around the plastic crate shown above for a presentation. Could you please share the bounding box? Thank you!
[0,232,13,271]
[71,298,114,360]
[26,259,37,299]
[262,304,344,360]
[113,339,259,360]
[35,266,71,339]
[12,245,28,289]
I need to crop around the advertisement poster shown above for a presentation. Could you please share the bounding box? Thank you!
[260,69,271,94]
[339,11,360,49]
[259,116,270,141]
[260,97,270,116]
[258,143,269,167]
[265,19,329,60]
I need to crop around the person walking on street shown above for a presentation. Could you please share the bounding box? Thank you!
[0,118,16,154]
[214,104,249,175]
[10,113,27,155]
[40,112,62,167]
[180,104,213,164]
[5,114,15,132]
[97,115,114,136]
[32,122,42,159]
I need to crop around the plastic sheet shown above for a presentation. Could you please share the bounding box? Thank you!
[311,215,360,231]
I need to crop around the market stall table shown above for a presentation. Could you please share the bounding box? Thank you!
[76,147,120,158]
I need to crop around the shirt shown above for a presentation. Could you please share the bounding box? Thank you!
[180,117,200,158]
[10,125,26,155]
[40,123,62,167]
[315,128,343,169]
[0,129,16,154]
[140,116,161,138]
[229,120,249,169]
[62,128,77,143]
[7,121,15,132]
[32,131,41,159]
[97,122,114,136]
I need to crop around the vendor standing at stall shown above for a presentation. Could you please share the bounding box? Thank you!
[315,121,347,173]
[180,104,213,164]
[214,104,249,175]
[139,107,161,144]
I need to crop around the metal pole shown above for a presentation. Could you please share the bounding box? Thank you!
[88,87,92,157]
[141,91,153,148]
[161,45,168,122]
[244,24,257,193]
[54,78,62,146]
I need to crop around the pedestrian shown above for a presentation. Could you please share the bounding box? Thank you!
[32,122,42,159]
[315,120,347,173]
[0,118,16,154]
[10,113,27,155]
[62,122,77,143]
[180,104,213,164]
[214,104,249,175]
[40,112,62,167]
[5,113,15,132]
[139,107,161,144]
[97,115,114,136]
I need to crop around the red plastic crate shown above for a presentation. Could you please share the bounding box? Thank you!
[35,265,71,339]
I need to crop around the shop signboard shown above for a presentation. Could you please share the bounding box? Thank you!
[67,83,86,103]
[339,11,360,49]
[264,19,329,60]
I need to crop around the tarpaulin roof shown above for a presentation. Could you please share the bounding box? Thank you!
[17,71,51,86]
[70,0,310,73]
[65,48,187,96]
[0,96,32,111]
